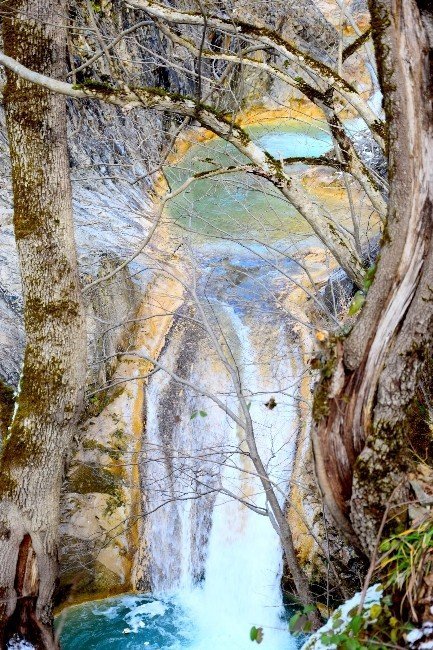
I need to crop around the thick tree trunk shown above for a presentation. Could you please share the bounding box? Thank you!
[312,0,433,552]
[0,2,87,647]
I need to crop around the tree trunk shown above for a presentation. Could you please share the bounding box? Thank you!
[312,0,433,552]
[0,2,87,647]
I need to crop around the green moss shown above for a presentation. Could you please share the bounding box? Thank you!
[194,165,237,179]
[104,491,125,517]
[371,118,387,140]
[312,383,331,421]
[66,464,122,496]
[73,78,116,93]
[296,81,327,105]
[112,428,125,440]
[342,27,372,62]
[90,1,102,12]
[0,380,15,438]
[84,386,123,419]
[82,431,126,461]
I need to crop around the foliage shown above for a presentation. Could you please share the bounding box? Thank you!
[300,586,413,650]
[348,264,376,316]
[301,518,433,648]
[249,605,317,644]
[190,410,207,420]
[362,264,377,291]
[289,604,318,634]
[378,517,433,616]
[249,626,264,643]
[348,291,365,317]
[318,598,411,649]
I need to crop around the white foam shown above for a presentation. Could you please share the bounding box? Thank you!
[92,604,120,619]
[127,600,167,618]
[124,600,167,633]
[7,639,34,650]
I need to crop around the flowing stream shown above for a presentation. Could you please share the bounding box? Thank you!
[59,117,360,649]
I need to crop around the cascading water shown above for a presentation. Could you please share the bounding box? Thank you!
[143,294,300,649]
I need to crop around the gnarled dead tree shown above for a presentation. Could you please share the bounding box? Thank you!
[312,0,433,566]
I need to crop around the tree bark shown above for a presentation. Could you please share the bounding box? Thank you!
[312,0,433,554]
[0,1,87,647]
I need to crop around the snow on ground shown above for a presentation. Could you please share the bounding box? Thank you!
[301,584,383,650]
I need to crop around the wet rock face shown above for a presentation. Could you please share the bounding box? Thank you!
[85,256,141,388]
[58,272,185,606]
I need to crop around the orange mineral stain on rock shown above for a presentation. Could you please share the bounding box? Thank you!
[59,233,185,609]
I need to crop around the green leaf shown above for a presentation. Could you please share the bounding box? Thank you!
[249,626,263,643]
[342,638,362,650]
[348,291,366,316]
[327,634,347,644]
[320,633,337,646]
[332,614,343,629]
[369,604,382,619]
[362,263,377,292]
[348,615,364,635]
[365,263,377,281]
[199,410,207,417]
[190,411,198,420]
[289,612,310,634]
[289,612,301,631]
[303,605,317,614]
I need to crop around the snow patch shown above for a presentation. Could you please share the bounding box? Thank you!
[301,584,383,649]
[407,629,425,644]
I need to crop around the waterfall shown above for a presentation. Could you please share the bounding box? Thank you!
[144,293,299,649]
[57,120,338,650]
